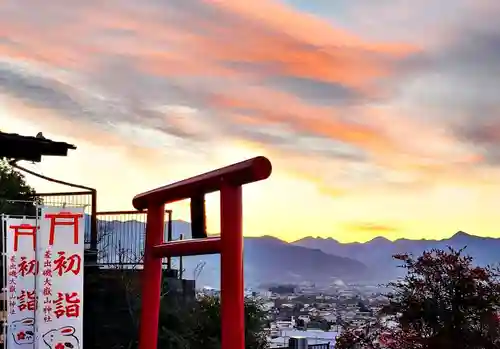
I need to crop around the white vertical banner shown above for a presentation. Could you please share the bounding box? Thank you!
[5,217,38,349]
[35,207,84,349]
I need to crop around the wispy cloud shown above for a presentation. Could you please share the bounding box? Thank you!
[0,0,424,181]
[346,222,398,234]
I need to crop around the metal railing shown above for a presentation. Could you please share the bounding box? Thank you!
[36,191,97,248]
[95,210,173,266]
[8,161,99,250]
[1,192,179,268]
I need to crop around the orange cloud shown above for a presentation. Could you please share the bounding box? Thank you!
[0,0,488,196]
[0,1,418,137]
[132,1,419,89]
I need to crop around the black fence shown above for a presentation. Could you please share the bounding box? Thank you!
[96,210,173,266]
[0,190,96,248]
[2,191,177,268]
[36,190,97,247]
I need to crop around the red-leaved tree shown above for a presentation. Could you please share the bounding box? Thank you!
[336,247,500,349]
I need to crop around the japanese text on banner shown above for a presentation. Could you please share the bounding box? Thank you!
[36,207,84,349]
[5,218,38,349]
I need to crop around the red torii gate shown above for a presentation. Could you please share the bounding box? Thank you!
[132,156,272,349]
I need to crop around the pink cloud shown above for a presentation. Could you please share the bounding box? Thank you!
[0,0,490,194]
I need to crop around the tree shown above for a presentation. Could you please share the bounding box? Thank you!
[122,280,270,349]
[336,247,500,349]
[0,160,38,215]
[183,296,268,349]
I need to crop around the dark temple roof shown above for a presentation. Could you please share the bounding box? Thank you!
[0,132,76,162]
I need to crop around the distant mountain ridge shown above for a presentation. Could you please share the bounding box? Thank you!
[293,231,500,281]
[90,214,499,285]
[95,218,368,288]
[296,230,487,244]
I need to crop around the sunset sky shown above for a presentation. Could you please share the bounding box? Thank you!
[2,0,500,242]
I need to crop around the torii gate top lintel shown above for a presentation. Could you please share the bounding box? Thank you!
[132,155,272,210]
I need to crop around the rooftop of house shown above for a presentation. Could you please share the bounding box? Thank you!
[0,131,76,162]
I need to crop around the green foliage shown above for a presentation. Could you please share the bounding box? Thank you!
[335,247,500,349]
[156,295,269,349]
[125,289,270,349]
[0,159,38,215]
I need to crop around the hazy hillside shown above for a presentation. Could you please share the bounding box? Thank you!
[95,218,368,288]
[243,236,367,286]
[293,231,500,281]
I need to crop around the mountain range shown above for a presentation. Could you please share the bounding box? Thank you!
[95,219,368,288]
[93,217,500,288]
[293,231,500,281]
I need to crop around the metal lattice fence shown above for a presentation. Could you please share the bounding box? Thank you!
[1,192,175,268]
[96,210,173,267]
[36,191,96,248]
